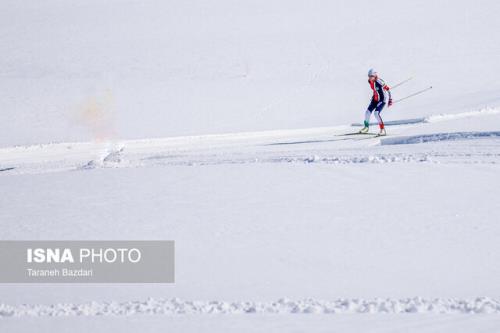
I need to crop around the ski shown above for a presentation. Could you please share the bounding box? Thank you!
[352,134,387,140]
[336,132,378,137]
[0,167,15,172]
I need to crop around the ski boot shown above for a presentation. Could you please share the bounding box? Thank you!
[359,120,370,134]
[377,128,387,136]
[359,126,369,134]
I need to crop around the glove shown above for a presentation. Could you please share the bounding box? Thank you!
[388,99,393,107]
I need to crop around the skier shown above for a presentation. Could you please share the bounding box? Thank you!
[359,69,392,136]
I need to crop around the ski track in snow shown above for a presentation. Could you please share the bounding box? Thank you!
[1,298,500,318]
[0,108,499,175]
[1,139,497,176]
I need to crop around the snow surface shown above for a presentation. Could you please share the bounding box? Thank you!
[1,111,500,331]
[4,315,500,333]
[1,0,500,147]
[3,297,500,317]
[1,0,500,332]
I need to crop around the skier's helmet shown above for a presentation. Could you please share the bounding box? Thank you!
[368,68,377,77]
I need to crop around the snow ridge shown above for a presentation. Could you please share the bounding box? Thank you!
[352,107,500,127]
[424,107,500,123]
[380,131,500,145]
[1,298,500,317]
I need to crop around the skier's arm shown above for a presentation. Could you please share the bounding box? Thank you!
[384,84,393,106]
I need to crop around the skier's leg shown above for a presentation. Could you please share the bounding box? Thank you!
[374,102,386,135]
[374,111,384,129]
[364,109,371,127]
[360,101,376,133]
[359,109,371,133]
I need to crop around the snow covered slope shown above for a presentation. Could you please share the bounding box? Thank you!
[1,108,499,175]
[1,0,500,147]
[1,110,500,330]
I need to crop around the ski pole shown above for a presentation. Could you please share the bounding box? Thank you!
[390,77,413,90]
[393,86,433,104]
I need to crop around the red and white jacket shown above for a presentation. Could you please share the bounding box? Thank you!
[369,78,391,103]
